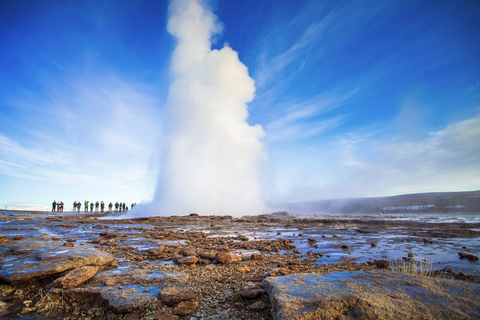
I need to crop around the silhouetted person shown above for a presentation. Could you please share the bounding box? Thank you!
[84,200,89,212]
[73,201,77,211]
[77,201,81,212]
[108,202,113,213]
[95,201,99,212]
[115,202,119,213]
[122,203,126,212]
[52,201,57,212]
[90,202,94,212]
[59,201,64,213]
[100,201,105,213]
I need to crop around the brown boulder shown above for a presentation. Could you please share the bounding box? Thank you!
[177,256,198,266]
[373,260,390,269]
[216,252,242,264]
[159,287,196,305]
[181,248,196,256]
[240,282,265,299]
[174,300,198,316]
[251,254,265,260]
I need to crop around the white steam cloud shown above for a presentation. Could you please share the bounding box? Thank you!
[142,0,267,216]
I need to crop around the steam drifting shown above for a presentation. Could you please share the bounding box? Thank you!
[148,0,267,216]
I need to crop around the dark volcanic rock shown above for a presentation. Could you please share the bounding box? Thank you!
[263,271,480,320]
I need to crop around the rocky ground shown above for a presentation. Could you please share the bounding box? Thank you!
[0,210,479,319]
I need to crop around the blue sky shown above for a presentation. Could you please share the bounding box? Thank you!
[1,0,479,210]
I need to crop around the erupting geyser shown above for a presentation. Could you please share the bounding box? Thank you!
[147,0,267,216]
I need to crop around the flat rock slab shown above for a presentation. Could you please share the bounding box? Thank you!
[0,240,116,283]
[59,268,185,314]
[263,271,480,320]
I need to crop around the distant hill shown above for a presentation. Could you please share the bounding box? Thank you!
[283,190,480,214]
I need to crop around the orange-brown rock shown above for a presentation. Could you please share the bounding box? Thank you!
[158,286,196,305]
[54,266,98,288]
[177,256,198,266]
[216,252,241,264]
[174,300,198,316]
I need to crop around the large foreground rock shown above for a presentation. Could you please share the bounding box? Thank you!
[263,271,480,320]
[0,240,116,283]
[59,269,186,313]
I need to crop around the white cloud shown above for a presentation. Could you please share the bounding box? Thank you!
[263,89,357,142]
[0,72,161,201]
[276,114,480,202]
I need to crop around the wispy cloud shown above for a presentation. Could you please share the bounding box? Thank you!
[0,71,161,197]
[285,113,480,201]
[261,88,358,142]
[255,14,333,89]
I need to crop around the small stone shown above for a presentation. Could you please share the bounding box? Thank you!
[458,252,479,261]
[181,248,196,256]
[370,242,377,247]
[51,237,61,241]
[173,300,198,316]
[458,272,472,280]
[13,235,24,240]
[250,301,267,311]
[159,287,196,305]
[177,256,198,266]
[373,260,390,269]
[251,254,265,260]
[63,242,74,247]
[23,300,33,307]
[216,252,242,264]
[341,244,350,250]
[408,253,414,258]
[238,267,251,274]
[423,238,433,244]
[240,283,265,299]
[20,307,35,315]
[265,267,290,277]
[67,238,77,242]
[154,310,178,320]
[0,300,8,316]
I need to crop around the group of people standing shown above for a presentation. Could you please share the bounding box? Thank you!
[51,200,136,213]
[51,201,64,212]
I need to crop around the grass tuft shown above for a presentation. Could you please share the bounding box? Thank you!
[390,258,433,277]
